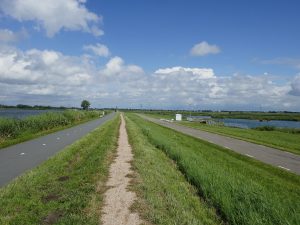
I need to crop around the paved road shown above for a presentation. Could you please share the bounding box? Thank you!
[0,112,116,187]
[139,114,300,175]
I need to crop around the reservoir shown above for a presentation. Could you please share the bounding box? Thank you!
[219,118,300,129]
[187,116,300,129]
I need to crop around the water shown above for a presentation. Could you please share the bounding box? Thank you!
[219,118,300,129]
[0,109,61,119]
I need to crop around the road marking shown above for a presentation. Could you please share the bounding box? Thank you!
[224,146,230,149]
[42,143,46,146]
[278,166,290,171]
[245,154,254,158]
[20,152,25,155]
[56,137,60,140]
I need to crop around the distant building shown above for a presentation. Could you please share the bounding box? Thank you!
[175,114,182,121]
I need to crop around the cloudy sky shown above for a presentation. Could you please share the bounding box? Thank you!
[0,0,299,111]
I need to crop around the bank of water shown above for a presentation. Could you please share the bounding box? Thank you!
[188,116,300,129]
[219,118,300,129]
[0,109,62,119]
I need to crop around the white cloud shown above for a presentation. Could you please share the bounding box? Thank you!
[289,75,300,96]
[0,45,299,111]
[0,0,103,37]
[83,43,110,57]
[0,28,28,43]
[155,66,215,79]
[101,56,144,80]
[0,47,93,95]
[190,41,220,56]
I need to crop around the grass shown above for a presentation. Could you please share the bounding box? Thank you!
[125,114,223,225]
[128,113,300,225]
[143,112,300,155]
[0,110,104,149]
[179,121,300,155]
[139,110,300,121]
[0,113,120,225]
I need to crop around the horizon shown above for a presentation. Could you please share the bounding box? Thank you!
[2,103,300,113]
[0,0,300,111]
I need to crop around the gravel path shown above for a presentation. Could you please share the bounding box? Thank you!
[101,114,142,225]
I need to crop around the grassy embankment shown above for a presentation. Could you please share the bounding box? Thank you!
[125,115,223,225]
[127,114,300,225]
[0,114,119,224]
[179,121,300,155]
[0,110,105,149]
[141,110,300,121]
[144,113,300,155]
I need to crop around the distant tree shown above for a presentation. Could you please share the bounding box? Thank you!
[81,100,90,110]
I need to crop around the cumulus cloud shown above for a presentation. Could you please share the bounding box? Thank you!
[190,41,220,56]
[0,45,299,110]
[0,0,103,37]
[289,75,300,96]
[83,43,110,57]
[101,56,144,81]
[0,28,28,43]
[0,46,94,99]
[155,66,215,79]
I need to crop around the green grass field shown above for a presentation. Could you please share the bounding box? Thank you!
[134,110,300,121]
[179,121,300,155]
[0,114,119,225]
[143,113,300,155]
[125,115,223,225]
[127,113,300,225]
[0,110,104,149]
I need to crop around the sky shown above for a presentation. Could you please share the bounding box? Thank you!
[0,0,299,111]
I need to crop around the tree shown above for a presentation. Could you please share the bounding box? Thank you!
[81,100,90,110]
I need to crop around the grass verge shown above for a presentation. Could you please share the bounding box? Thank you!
[179,121,300,155]
[0,114,120,225]
[0,110,105,149]
[129,113,300,225]
[125,114,223,225]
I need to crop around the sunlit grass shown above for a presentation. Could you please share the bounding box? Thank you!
[128,113,300,225]
[0,114,119,224]
[0,110,103,149]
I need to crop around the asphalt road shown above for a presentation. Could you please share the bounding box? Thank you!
[139,114,300,175]
[0,112,116,187]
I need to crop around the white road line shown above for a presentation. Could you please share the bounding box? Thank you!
[278,166,290,171]
[42,143,46,146]
[224,146,230,149]
[246,154,254,158]
[20,152,25,155]
[56,137,60,140]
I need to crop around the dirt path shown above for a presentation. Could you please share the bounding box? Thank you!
[101,114,142,225]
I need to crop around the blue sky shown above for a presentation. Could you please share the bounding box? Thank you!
[0,0,299,110]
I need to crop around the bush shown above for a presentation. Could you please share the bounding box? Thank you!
[254,126,276,131]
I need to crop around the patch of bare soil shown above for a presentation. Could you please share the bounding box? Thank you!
[101,114,142,225]
[41,194,60,203]
[42,211,63,225]
[57,176,69,182]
